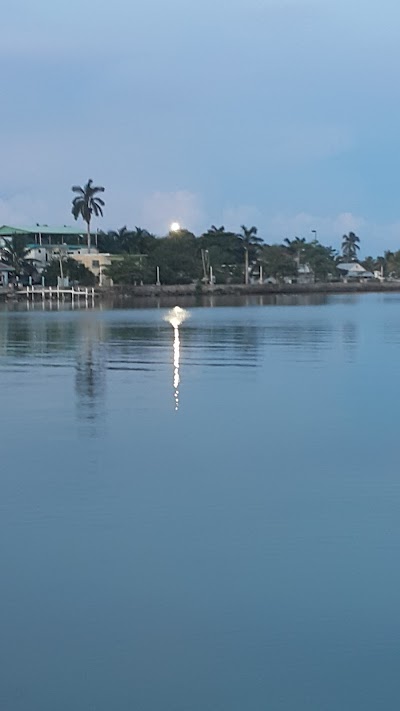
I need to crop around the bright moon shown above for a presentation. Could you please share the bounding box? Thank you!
[170,222,181,232]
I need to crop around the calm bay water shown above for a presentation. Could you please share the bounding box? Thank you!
[1,293,400,710]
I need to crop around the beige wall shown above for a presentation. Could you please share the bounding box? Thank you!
[70,253,114,286]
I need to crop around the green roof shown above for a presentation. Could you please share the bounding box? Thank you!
[26,243,87,250]
[0,224,88,236]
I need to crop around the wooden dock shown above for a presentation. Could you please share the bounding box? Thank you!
[15,286,96,306]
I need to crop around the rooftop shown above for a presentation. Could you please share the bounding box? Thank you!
[337,262,367,272]
[0,224,87,236]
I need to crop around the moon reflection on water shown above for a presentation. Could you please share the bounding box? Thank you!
[164,307,190,411]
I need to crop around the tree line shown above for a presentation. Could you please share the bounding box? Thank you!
[66,179,392,285]
[96,227,400,285]
[1,178,400,285]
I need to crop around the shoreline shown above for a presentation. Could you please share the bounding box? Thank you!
[2,280,400,304]
[98,280,400,299]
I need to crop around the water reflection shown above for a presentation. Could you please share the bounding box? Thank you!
[342,321,358,361]
[75,318,107,433]
[164,307,190,411]
[173,324,180,410]
[100,293,330,311]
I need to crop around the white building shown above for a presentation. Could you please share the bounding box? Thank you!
[337,262,374,279]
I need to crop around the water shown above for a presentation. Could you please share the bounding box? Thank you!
[1,293,400,710]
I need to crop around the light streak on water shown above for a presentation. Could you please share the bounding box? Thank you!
[173,325,180,411]
[164,307,190,411]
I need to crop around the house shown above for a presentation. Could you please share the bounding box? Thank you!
[27,244,95,271]
[337,262,374,280]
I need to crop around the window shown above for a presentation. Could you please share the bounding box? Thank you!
[92,260,100,268]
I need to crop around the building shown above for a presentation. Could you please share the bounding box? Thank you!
[0,225,114,285]
[0,224,89,246]
[27,244,94,271]
[297,263,315,284]
[69,252,115,286]
[337,262,374,280]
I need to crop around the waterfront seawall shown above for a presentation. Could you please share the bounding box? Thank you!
[3,280,400,303]
[98,281,400,299]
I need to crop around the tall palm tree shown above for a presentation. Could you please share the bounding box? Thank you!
[239,225,263,285]
[71,179,105,253]
[342,232,360,261]
[1,236,38,277]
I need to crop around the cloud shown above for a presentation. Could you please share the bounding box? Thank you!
[0,187,399,257]
[262,211,400,255]
[265,212,366,242]
[216,206,400,255]
[139,190,204,235]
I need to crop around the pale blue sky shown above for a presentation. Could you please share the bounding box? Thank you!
[1,0,399,254]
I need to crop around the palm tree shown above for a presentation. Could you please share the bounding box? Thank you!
[284,237,306,264]
[71,179,105,253]
[131,226,155,254]
[342,232,360,261]
[107,226,132,252]
[239,225,263,284]
[207,225,226,235]
[1,236,38,277]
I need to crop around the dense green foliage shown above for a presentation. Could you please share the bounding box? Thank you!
[5,219,400,287]
[102,225,341,285]
[362,250,400,278]
[0,235,37,277]
[41,258,96,286]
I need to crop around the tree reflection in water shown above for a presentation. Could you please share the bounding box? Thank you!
[75,318,107,434]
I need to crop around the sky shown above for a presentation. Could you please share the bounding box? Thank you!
[1,0,400,255]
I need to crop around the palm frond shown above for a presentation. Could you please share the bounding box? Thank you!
[92,203,103,217]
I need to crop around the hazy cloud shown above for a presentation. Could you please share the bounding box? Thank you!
[262,212,400,256]
[139,191,205,235]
